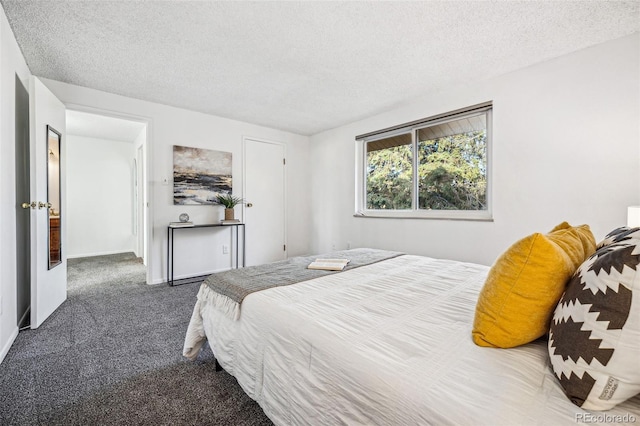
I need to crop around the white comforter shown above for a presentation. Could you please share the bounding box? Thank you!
[184,255,640,425]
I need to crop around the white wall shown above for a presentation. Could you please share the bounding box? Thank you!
[66,134,136,258]
[310,34,640,266]
[41,79,312,284]
[0,5,31,362]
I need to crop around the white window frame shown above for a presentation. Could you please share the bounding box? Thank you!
[355,103,493,221]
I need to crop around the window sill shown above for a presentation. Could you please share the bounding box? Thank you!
[354,210,493,222]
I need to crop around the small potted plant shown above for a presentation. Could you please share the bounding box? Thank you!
[214,193,244,221]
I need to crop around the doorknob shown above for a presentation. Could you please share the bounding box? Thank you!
[246,203,253,208]
[38,201,52,209]
[21,202,36,209]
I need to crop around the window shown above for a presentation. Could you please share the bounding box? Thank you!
[356,103,492,220]
[365,132,412,210]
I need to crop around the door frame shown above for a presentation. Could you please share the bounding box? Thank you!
[242,136,288,260]
[64,103,153,284]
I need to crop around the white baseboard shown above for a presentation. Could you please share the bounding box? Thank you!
[0,327,19,365]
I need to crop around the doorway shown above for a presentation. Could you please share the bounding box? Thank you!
[65,109,149,278]
[15,75,30,329]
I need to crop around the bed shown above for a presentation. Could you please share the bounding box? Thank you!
[183,248,640,425]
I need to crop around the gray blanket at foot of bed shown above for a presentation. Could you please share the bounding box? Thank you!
[203,248,403,305]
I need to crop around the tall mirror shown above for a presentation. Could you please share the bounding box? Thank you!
[47,126,62,269]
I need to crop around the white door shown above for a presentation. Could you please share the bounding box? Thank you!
[29,77,67,328]
[243,138,286,266]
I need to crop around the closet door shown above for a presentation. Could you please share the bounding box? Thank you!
[243,138,286,266]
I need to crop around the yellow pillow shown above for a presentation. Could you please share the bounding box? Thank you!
[472,222,595,348]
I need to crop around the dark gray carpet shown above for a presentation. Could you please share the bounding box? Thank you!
[0,253,273,425]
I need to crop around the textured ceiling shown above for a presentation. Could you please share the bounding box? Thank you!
[2,1,639,136]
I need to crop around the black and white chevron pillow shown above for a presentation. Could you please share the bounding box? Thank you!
[548,227,640,410]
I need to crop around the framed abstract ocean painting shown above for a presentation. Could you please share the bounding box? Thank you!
[173,145,232,205]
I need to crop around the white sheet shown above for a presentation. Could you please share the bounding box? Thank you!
[184,255,640,425]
